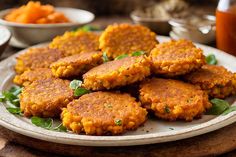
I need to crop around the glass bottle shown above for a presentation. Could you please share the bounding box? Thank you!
[216,0,236,56]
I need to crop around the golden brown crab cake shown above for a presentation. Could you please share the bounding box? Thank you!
[15,47,65,74]
[149,39,205,77]
[83,56,151,90]
[99,23,158,59]
[50,51,103,78]
[139,78,211,121]
[20,78,73,117]
[61,91,147,135]
[184,65,236,99]
[49,31,100,56]
[13,68,54,86]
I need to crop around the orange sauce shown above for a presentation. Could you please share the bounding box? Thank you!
[216,6,236,56]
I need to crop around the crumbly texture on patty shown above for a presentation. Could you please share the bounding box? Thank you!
[15,47,65,74]
[13,68,54,86]
[139,78,211,121]
[149,39,205,76]
[20,78,73,117]
[61,91,147,135]
[99,23,158,59]
[49,31,100,56]
[50,51,103,78]
[83,56,151,90]
[184,65,236,98]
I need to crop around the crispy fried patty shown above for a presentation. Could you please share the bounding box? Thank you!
[49,31,100,56]
[184,65,236,98]
[50,51,103,78]
[83,56,151,90]
[149,39,205,76]
[15,47,65,74]
[139,78,211,121]
[13,68,54,86]
[99,23,158,59]
[61,91,147,135]
[20,78,73,117]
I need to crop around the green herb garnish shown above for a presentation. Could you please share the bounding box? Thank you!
[132,51,146,56]
[164,106,170,113]
[102,52,109,62]
[69,80,82,90]
[222,106,236,115]
[73,25,101,32]
[74,88,90,97]
[52,123,67,132]
[6,107,22,115]
[115,119,122,126]
[115,54,129,60]
[207,98,230,115]
[205,54,217,65]
[31,116,53,129]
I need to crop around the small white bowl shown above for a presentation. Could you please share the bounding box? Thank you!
[0,7,95,48]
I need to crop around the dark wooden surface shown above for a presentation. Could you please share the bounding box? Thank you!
[0,16,236,157]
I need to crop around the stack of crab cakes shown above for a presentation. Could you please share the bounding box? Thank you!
[13,23,236,136]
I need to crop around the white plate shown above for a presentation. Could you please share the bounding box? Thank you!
[0,36,235,146]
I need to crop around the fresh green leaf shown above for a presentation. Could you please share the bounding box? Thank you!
[52,123,67,132]
[2,91,18,101]
[132,51,146,56]
[115,54,129,60]
[11,99,20,107]
[6,107,21,114]
[207,98,230,115]
[74,25,101,32]
[222,106,236,115]
[31,117,53,129]
[205,54,217,65]
[114,119,122,126]
[102,52,109,62]
[0,94,5,102]
[69,80,82,90]
[74,88,90,97]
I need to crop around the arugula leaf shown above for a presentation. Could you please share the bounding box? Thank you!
[69,80,82,90]
[205,54,217,65]
[207,98,229,115]
[74,88,90,97]
[102,52,109,62]
[6,107,21,114]
[31,117,53,129]
[52,123,67,132]
[222,106,236,115]
[115,54,129,60]
[132,51,146,56]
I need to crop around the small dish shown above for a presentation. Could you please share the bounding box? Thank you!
[0,7,95,48]
[130,10,171,35]
[169,15,216,44]
[0,25,11,57]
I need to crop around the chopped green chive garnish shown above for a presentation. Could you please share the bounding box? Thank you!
[115,54,129,60]
[69,80,82,90]
[102,52,109,62]
[205,54,217,65]
[132,51,146,56]
[115,119,122,126]
[164,106,170,113]
[74,88,90,97]
[207,98,230,115]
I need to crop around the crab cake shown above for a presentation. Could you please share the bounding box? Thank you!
[139,78,211,121]
[15,47,65,74]
[149,39,205,77]
[49,31,100,56]
[13,68,54,86]
[184,65,236,98]
[99,23,158,59]
[20,78,73,117]
[83,56,151,90]
[50,51,103,78]
[61,91,147,135]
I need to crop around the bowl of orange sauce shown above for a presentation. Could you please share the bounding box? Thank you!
[0,1,94,47]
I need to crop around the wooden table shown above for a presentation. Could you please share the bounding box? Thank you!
[0,16,236,157]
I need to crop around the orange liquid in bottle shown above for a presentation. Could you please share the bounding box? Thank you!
[216,6,236,56]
